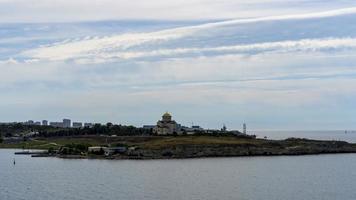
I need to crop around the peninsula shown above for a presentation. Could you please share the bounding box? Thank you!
[1,113,356,159]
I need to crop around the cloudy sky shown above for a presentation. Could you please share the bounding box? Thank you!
[1,0,356,130]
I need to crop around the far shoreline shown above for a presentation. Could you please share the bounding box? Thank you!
[3,135,356,160]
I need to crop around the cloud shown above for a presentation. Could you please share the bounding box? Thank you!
[21,36,356,63]
[0,57,18,64]
[18,7,356,63]
[1,50,356,128]
[2,3,356,129]
[2,0,356,22]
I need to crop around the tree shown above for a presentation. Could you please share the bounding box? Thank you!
[0,136,3,143]
[48,147,55,154]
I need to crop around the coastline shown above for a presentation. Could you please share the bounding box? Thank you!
[3,136,356,160]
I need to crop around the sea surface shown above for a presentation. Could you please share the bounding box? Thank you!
[1,149,356,200]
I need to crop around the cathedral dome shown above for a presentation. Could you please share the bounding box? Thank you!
[163,112,171,117]
[162,112,172,122]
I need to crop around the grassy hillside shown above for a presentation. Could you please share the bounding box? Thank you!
[0,135,260,150]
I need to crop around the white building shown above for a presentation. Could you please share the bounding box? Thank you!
[88,146,105,153]
[153,112,181,135]
[63,119,71,128]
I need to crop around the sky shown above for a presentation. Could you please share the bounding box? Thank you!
[1,0,356,130]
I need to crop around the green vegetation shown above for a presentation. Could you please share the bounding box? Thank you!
[0,139,58,149]
[2,123,355,159]
[59,143,92,155]
[0,123,59,137]
[140,136,265,149]
[1,135,356,159]
[0,135,261,150]
[0,123,152,138]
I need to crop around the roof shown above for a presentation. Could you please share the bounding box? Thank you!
[163,112,171,117]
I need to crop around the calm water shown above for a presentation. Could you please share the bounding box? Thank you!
[1,149,356,200]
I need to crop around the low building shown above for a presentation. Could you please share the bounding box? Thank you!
[88,146,106,153]
[104,147,127,156]
[49,122,63,128]
[72,122,83,128]
[84,123,93,128]
[23,120,34,125]
[181,125,204,134]
[153,112,181,135]
[142,125,155,130]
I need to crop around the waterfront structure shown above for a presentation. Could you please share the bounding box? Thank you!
[88,146,104,153]
[42,120,48,126]
[73,122,83,128]
[153,112,181,135]
[63,119,71,128]
[104,147,127,156]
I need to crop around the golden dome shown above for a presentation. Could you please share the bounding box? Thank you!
[163,112,171,117]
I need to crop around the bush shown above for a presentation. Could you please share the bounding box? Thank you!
[59,143,91,155]
[113,143,128,147]
[48,147,55,154]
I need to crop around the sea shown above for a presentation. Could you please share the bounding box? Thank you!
[1,131,356,200]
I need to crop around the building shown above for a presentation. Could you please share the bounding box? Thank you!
[142,125,155,130]
[181,125,204,134]
[63,119,71,128]
[42,120,48,126]
[49,122,63,128]
[24,120,34,125]
[104,147,127,156]
[153,112,181,135]
[84,123,93,128]
[72,122,83,128]
[221,124,227,132]
[88,146,105,153]
[34,121,41,126]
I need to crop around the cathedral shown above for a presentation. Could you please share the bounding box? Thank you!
[153,112,181,135]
